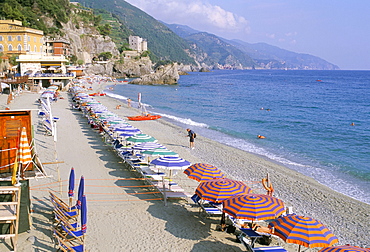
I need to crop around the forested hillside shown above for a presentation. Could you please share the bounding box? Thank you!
[77,0,196,65]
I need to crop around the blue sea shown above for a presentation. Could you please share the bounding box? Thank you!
[106,70,370,204]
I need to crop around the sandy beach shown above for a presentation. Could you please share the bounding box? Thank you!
[0,81,369,251]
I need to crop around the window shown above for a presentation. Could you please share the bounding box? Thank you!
[34,45,37,52]
[17,44,22,51]
[0,45,3,52]
[17,35,21,41]
[8,36,12,41]
[0,36,3,41]
[8,45,13,51]
[34,37,36,42]
[28,36,30,42]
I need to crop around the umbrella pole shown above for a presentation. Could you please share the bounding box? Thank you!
[162,176,167,206]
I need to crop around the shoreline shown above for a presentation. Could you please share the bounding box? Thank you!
[99,82,370,246]
[1,81,369,250]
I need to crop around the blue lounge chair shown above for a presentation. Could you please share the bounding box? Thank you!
[238,234,287,252]
[191,194,223,217]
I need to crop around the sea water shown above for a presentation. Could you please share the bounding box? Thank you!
[106,70,370,204]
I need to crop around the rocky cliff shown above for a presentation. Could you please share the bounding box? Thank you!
[113,55,153,78]
[60,18,119,65]
[129,63,179,85]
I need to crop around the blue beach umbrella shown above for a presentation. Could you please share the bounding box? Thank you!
[150,156,191,170]
[68,168,75,206]
[76,176,85,210]
[81,195,87,234]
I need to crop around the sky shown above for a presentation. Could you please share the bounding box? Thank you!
[124,0,370,70]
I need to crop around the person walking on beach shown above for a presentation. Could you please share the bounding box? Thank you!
[127,98,132,107]
[186,128,196,149]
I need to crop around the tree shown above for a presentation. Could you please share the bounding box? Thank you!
[70,55,77,65]
[77,59,84,66]
[97,23,111,38]
[98,52,112,61]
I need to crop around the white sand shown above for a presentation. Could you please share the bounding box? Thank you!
[1,82,369,251]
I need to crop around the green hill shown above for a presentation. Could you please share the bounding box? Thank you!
[76,0,195,64]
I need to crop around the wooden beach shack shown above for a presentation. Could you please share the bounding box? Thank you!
[0,109,47,250]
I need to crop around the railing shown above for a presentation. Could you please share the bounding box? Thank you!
[0,76,29,84]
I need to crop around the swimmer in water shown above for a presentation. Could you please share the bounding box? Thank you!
[257,135,266,139]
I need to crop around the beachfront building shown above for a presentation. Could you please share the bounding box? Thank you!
[16,54,74,89]
[128,35,147,52]
[0,20,44,57]
[44,38,71,57]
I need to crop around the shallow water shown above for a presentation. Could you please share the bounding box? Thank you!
[106,70,370,204]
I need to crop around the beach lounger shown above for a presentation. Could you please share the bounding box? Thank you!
[42,119,53,135]
[191,194,223,217]
[239,234,287,252]
[240,242,287,252]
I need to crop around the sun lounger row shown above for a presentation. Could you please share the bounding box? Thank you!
[69,90,191,201]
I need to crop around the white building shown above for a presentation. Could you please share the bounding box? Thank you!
[128,35,147,52]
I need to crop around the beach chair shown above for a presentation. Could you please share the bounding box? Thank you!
[191,194,223,217]
[53,206,79,230]
[42,119,53,135]
[53,229,84,252]
[239,235,287,252]
[49,192,78,220]
[53,215,84,244]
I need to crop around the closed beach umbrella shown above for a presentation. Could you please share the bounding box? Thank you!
[76,176,85,210]
[19,127,32,166]
[184,163,225,182]
[142,148,178,157]
[126,134,157,143]
[81,195,87,234]
[132,142,165,151]
[68,168,75,206]
[268,214,338,251]
[222,194,285,221]
[195,179,252,203]
[319,245,370,252]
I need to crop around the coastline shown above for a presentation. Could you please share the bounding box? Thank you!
[98,82,370,246]
[1,81,369,250]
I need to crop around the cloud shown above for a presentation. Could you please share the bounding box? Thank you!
[125,0,250,35]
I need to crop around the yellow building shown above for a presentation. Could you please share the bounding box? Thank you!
[0,20,44,57]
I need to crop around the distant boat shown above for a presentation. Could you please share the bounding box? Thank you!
[316,79,322,82]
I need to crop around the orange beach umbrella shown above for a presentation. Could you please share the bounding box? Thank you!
[268,214,338,251]
[184,163,225,182]
[195,178,252,203]
[319,245,370,252]
[222,194,285,221]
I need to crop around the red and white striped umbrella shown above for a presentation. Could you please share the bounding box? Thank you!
[19,127,32,165]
